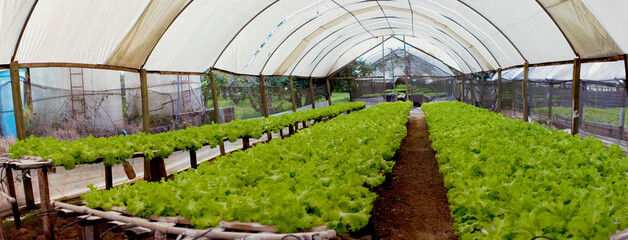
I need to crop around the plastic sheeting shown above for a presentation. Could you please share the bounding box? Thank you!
[1,0,628,76]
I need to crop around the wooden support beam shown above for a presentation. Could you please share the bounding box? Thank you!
[37,167,53,240]
[259,75,270,117]
[523,62,530,122]
[10,61,25,140]
[572,58,582,135]
[139,69,150,133]
[189,149,197,169]
[497,69,502,113]
[621,54,628,140]
[325,78,332,106]
[461,74,465,102]
[149,158,167,182]
[22,170,35,210]
[209,71,221,124]
[242,137,250,150]
[470,74,475,105]
[5,169,21,229]
[267,131,273,142]
[480,72,486,108]
[403,36,409,101]
[308,77,316,109]
[289,76,297,112]
[219,143,226,155]
[105,165,113,190]
[548,83,554,126]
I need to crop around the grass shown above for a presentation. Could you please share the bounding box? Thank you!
[533,106,628,126]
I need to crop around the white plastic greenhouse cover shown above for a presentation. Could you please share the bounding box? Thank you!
[1,0,627,77]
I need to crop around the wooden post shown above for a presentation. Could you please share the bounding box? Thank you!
[403,36,410,101]
[325,78,332,106]
[461,74,465,102]
[267,131,273,142]
[5,168,21,229]
[382,36,386,101]
[37,167,54,240]
[259,75,270,117]
[139,69,151,181]
[189,149,197,169]
[209,71,226,155]
[149,158,167,182]
[480,72,486,108]
[497,69,502,113]
[621,55,628,140]
[104,165,113,190]
[242,137,250,150]
[523,62,530,122]
[470,74,475,105]
[289,76,297,112]
[308,77,316,109]
[10,62,36,210]
[548,83,554,126]
[572,58,582,135]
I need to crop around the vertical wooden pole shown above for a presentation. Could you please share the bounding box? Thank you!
[382,36,386,101]
[480,72,486,108]
[23,68,32,110]
[104,165,113,190]
[497,69,502,113]
[548,83,554,125]
[150,158,167,182]
[572,58,582,135]
[621,54,628,140]
[208,71,225,155]
[523,62,530,122]
[470,74,475,105]
[325,78,332,106]
[308,77,316,109]
[139,69,152,181]
[189,149,197,169]
[403,36,409,101]
[5,168,21,229]
[289,76,297,112]
[259,75,269,117]
[37,168,53,240]
[461,74,465,102]
[242,137,250,150]
[10,61,25,140]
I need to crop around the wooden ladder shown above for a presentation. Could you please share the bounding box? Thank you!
[69,67,87,116]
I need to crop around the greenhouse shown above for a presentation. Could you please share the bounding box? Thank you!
[0,0,627,239]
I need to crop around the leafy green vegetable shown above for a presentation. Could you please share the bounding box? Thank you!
[423,101,628,239]
[8,102,365,169]
[82,101,412,233]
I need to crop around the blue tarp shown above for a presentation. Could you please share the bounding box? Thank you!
[0,69,25,138]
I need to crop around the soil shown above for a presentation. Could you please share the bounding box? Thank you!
[1,207,137,240]
[372,115,457,240]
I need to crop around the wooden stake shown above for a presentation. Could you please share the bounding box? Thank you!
[572,58,582,135]
[22,170,35,209]
[37,168,54,240]
[105,165,113,190]
[325,78,332,106]
[309,77,316,109]
[289,76,297,112]
[497,69,502,113]
[5,168,21,229]
[189,149,197,169]
[209,71,221,124]
[219,143,226,155]
[139,69,150,133]
[259,75,270,117]
[523,62,530,122]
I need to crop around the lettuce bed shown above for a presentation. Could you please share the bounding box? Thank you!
[423,101,628,239]
[83,101,412,233]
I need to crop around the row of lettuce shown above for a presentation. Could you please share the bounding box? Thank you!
[83,101,412,233]
[8,102,365,169]
[423,101,628,239]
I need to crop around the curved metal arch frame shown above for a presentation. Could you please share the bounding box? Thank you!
[270,6,492,76]
[393,35,466,73]
[257,2,498,76]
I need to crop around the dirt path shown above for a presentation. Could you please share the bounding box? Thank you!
[373,115,457,240]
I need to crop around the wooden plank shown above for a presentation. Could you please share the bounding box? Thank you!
[259,74,270,118]
[37,168,53,240]
[5,169,21,229]
[522,62,530,122]
[22,169,35,209]
[572,58,582,135]
[105,165,113,190]
[309,77,316,109]
[189,149,197,169]
[496,69,502,113]
[289,76,297,112]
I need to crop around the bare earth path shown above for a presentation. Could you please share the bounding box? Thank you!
[373,115,457,240]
